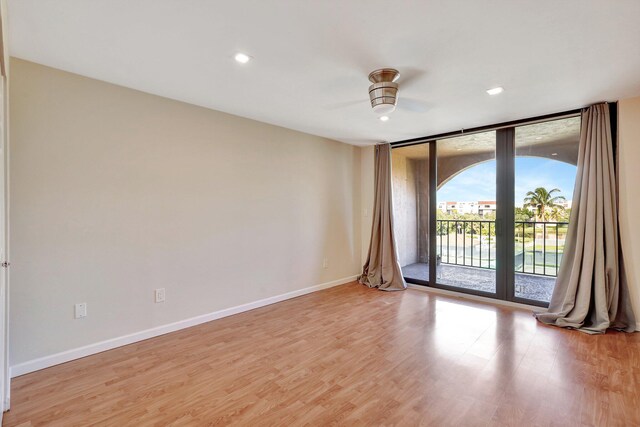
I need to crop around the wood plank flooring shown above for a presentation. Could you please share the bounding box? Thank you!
[4,282,640,426]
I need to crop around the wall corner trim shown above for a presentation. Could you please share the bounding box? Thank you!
[10,275,359,378]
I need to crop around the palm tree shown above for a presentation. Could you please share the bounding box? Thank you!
[523,187,566,221]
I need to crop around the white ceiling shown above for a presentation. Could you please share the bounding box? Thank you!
[7,0,640,146]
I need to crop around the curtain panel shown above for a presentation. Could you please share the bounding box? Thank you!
[359,144,407,291]
[536,103,636,333]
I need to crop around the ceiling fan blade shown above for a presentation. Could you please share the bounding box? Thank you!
[324,99,368,110]
[397,97,429,113]
[399,67,427,89]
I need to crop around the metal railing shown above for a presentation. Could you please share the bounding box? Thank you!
[515,221,568,277]
[436,220,496,270]
[436,220,569,277]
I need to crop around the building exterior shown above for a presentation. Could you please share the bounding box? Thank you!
[438,200,494,216]
[524,200,572,213]
[477,201,497,217]
[439,200,571,218]
[559,200,572,209]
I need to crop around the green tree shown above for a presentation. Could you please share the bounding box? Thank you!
[515,207,534,222]
[523,187,566,222]
[551,206,571,222]
[436,210,497,237]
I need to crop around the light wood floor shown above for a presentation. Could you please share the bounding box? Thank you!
[4,282,640,426]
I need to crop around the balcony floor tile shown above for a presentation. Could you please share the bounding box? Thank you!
[401,262,555,303]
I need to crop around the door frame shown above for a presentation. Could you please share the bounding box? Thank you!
[0,0,10,410]
[427,133,500,300]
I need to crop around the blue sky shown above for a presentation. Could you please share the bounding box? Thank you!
[437,158,577,206]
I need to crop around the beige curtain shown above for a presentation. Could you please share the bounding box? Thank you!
[535,104,636,333]
[359,144,407,291]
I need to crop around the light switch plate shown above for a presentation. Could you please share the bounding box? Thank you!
[155,288,166,303]
[74,302,87,319]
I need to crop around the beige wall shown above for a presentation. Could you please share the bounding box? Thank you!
[618,96,640,326]
[9,58,363,366]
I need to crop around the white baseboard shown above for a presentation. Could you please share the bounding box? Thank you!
[10,275,358,378]
[407,284,548,313]
[637,322,640,332]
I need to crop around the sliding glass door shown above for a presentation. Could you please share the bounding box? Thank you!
[391,144,430,284]
[434,131,497,296]
[512,117,580,304]
[392,114,581,306]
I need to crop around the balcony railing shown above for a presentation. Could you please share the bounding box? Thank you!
[436,220,569,277]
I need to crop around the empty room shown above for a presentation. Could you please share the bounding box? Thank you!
[0,0,639,425]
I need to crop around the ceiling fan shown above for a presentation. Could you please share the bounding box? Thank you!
[327,67,429,115]
[368,68,401,115]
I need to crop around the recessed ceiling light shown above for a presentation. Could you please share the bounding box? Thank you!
[535,136,543,140]
[551,153,558,156]
[234,52,251,64]
[486,87,504,95]
[379,116,389,122]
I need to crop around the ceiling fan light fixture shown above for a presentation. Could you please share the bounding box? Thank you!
[372,101,397,115]
[234,52,251,64]
[486,86,504,95]
[368,68,400,115]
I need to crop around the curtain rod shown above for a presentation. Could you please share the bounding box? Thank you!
[390,108,583,148]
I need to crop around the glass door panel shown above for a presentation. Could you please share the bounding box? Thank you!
[435,131,497,295]
[513,117,580,303]
[391,144,430,283]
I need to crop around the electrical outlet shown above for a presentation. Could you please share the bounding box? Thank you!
[154,288,166,303]
[74,302,87,319]
[323,258,328,269]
